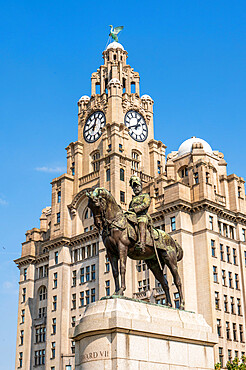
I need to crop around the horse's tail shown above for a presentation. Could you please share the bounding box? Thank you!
[175,240,183,262]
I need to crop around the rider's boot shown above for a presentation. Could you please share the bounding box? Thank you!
[139,222,146,253]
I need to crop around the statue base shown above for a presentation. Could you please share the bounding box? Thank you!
[71,296,217,369]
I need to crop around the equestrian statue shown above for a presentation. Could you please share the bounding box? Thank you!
[86,175,185,309]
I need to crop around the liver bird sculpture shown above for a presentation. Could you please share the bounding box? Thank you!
[109,25,124,42]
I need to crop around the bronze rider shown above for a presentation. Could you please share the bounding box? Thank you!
[129,175,151,253]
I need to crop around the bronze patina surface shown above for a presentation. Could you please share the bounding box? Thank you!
[86,178,184,309]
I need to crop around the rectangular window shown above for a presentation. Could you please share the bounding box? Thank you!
[71,162,75,176]
[174,292,180,309]
[72,294,76,309]
[233,323,237,341]
[53,273,57,288]
[91,264,95,280]
[105,256,110,272]
[243,229,246,242]
[215,292,220,309]
[106,168,110,181]
[218,221,222,235]
[230,226,234,239]
[237,298,241,315]
[219,347,223,367]
[72,270,76,287]
[235,274,239,290]
[171,217,176,231]
[217,319,222,337]
[20,330,24,345]
[220,244,224,261]
[51,342,56,359]
[224,295,228,312]
[228,349,232,362]
[19,352,23,368]
[80,291,84,307]
[226,246,230,263]
[194,172,199,184]
[56,212,60,224]
[21,309,25,324]
[71,316,76,327]
[224,224,228,237]
[226,322,230,340]
[57,191,61,203]
[86,266,90,282]
[213,266,218,283]
[222,270,226,286]
[228,272,233,288]
[230,296,235,314]
[86,290,90,305]
[52,318,56,335]
[209,216,213,230]
[22,288,26,303]
[91,288,95,303]
[233,248,237,265]
[211,240,216,257]
[35,327,46,343]
[239,324,244,342]
[24,268,27,281]
[80,268,84,284]
[53,296,57,311]
[105,280,110,296]
[55,251,58,264]
[120,168,125,181]
[120,191,125,203]
[38,307,46,318]
[119,143,123,152]
[71,340,75,354]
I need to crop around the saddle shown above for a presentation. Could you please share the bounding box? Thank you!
[110,212,176,252]
[124,211,159,247]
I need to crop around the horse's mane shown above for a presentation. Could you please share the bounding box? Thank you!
[93,187,123,211]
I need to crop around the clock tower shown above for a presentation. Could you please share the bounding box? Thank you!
[66,41,166,207]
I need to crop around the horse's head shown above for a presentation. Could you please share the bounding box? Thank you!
[86,188,109,211]
[86,188,112,231]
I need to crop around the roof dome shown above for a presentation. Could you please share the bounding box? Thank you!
[108,78,121,86]
[177,137,213,157]
[106,42,124,51]
[79,95,90,101]
[141,94,153,101]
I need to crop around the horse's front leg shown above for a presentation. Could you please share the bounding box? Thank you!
[107,251,120,295]
[118,240,128,296]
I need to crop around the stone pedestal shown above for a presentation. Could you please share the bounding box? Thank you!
[71,297,217,369]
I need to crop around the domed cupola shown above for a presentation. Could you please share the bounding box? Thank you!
[177,137,213,157]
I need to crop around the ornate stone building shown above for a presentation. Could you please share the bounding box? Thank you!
[15,41,246,369]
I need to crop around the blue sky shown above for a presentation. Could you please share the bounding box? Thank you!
[0,1,246,367]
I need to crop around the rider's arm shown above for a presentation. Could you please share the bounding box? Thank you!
[132,194,151,214]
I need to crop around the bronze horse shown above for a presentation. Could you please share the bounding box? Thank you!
[86,187,185,309]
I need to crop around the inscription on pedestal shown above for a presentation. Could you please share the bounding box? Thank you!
[82,350,109,362]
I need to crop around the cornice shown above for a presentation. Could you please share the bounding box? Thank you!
[14,255,36,267]
[152,198,246,225]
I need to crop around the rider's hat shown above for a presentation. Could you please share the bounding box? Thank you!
[129,175,142,187]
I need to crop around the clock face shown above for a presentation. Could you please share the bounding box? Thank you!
[124,110,148,142]
[83,111,106,143]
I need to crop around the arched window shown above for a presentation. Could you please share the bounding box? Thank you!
[91,151,100,172]
[120,168,125,181]
[131,151,140,170]
[39,286,47,301]
[85,209,89,219]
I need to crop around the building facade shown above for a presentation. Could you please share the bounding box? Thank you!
[15,41,246,369]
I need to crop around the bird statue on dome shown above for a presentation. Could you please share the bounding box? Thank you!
[109,25,124,42]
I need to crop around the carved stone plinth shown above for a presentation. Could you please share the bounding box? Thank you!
[71,297,217,370]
